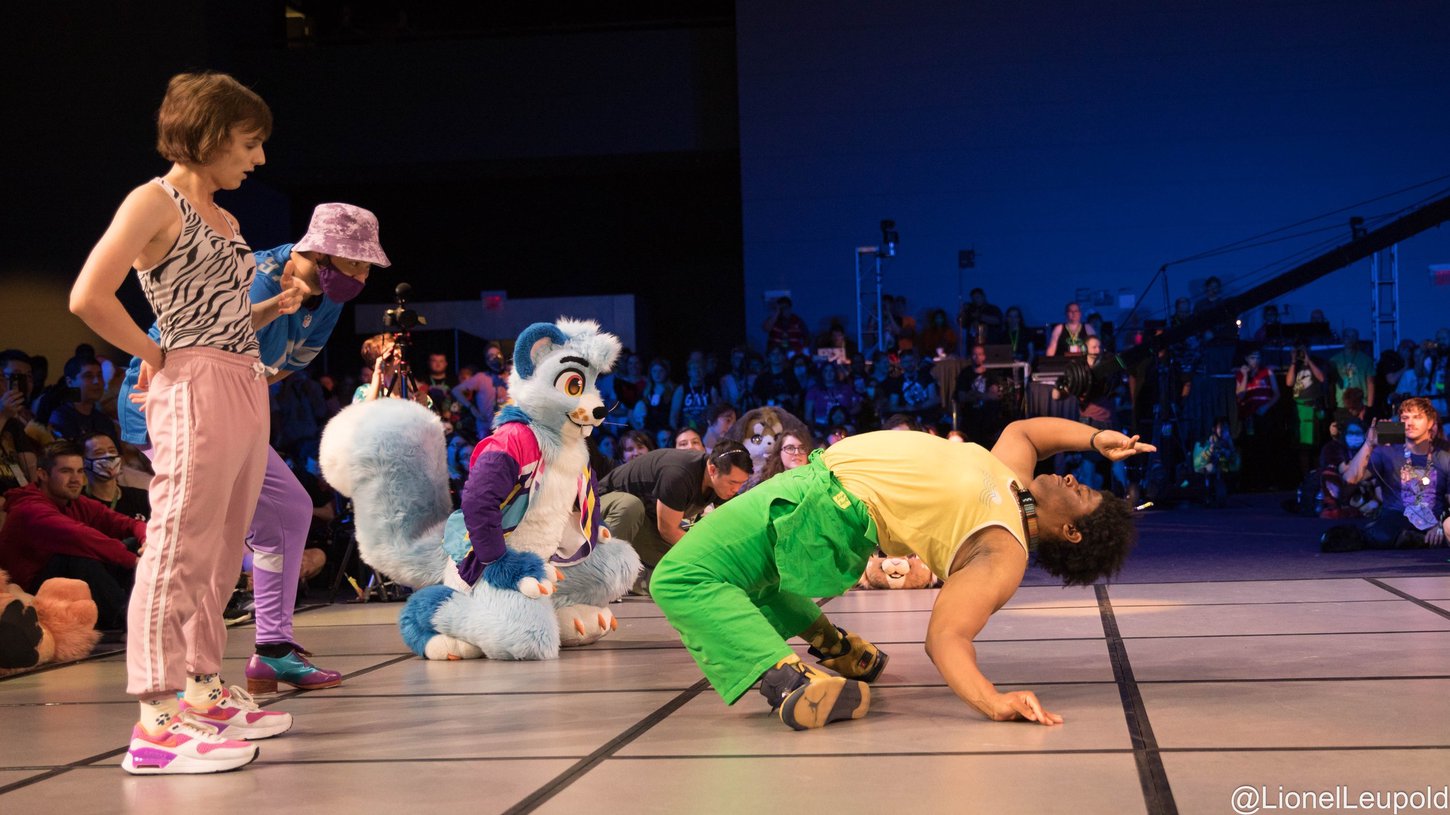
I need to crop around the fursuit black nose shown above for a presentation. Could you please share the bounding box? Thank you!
[593,406,607,420]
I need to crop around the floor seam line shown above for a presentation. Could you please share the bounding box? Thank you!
[1097,583,1179,815]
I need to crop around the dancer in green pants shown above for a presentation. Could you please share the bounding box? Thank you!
[651,418,1153,730]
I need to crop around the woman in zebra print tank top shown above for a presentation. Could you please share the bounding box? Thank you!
[70,72,305,776]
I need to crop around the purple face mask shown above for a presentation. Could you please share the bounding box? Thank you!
[318,261,365,303]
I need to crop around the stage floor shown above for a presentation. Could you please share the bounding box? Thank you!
[3,570,1449,814]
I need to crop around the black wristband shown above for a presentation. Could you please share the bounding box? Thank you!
[1089,429,1105,453]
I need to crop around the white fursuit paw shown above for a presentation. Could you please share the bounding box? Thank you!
[516,575,556,598]
[556,604,617,647]
[423,634,485,661]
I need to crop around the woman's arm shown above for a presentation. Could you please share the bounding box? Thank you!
[70,185,178,370]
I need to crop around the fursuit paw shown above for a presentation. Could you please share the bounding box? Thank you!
[556,604,617,647]
[482,549,554,597]
[422,634,484,661]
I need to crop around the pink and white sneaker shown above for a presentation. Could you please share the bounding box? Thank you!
[180,685,293,739]
[121,719,257,775]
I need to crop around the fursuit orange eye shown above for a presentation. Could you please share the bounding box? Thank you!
[555,371,586,397]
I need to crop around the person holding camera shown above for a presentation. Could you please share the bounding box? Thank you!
[1335,397,1450,549]
[1285,343,1327,464]
[1,350,40,499]
[763,296,809,354]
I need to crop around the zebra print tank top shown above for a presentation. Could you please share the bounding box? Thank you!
[135,178,259,356]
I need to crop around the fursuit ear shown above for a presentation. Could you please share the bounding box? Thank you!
[513,322,569,380]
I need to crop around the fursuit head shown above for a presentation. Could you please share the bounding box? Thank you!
[320,318,641,661]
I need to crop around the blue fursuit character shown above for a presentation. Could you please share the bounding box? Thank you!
[320,319,641,660]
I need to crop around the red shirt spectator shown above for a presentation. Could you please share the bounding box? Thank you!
[0,473,145,592]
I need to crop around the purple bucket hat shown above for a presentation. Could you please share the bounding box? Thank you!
[294,203,391,267]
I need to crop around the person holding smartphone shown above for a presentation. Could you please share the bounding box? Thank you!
[1338,397,1450,549]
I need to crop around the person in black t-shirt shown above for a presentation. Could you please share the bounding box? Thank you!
[80,432,151,521]
[598,442,753,591]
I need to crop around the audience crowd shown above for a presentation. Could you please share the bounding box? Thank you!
[2,284,1447,646]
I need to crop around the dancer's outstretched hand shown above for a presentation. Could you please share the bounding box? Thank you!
[1091,430,1156,462]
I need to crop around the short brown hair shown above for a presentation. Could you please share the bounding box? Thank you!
[1399,396,1439,426]
[156,72,273,165]
[360,334,392,368]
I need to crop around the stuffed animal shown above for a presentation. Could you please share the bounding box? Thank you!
[0,568,102,676]
[857,552,940,590]
[720,406,809,489]
[321,319,640,661]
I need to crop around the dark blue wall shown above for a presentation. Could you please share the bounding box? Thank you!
[737,1,1450,348]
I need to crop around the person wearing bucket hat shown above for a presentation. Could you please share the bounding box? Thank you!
[118,202,390,700]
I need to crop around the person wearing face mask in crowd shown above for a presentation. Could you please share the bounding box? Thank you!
[0,440,148,635]
[81,432,151,520]
[120,203,388,699]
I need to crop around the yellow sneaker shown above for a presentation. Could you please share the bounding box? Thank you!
[759,658,870,731]
[808,627,889,682]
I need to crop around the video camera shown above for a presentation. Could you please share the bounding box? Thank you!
[383,282,426,332]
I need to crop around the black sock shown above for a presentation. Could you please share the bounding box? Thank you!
[256,642,294,658]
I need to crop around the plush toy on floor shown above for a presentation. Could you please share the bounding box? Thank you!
[857,552,940,590]
[321,319,640,660]
[0,568,102,676]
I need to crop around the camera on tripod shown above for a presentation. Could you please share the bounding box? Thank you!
[383,282,425,332]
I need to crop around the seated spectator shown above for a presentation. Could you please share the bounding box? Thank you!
[887,348,939,423]
[80,432,150,520]
[882,413,923,431]
[884,294,918,352]
[620,429,654,464]
[825,425,851,446]
[598,441,752,592]
[2,350,40,501]
[1332,397,1449,550]
[958,288,1004,347]
[814,322,858,359]
[49,354,119,442]
[751,347,801,412]
[1001,305,1033,362]
[1313,416,1375,518]
[1170,297,1194,330]
[452,355,501,439]
[1192,417,1239,508]
[918,309,959,358]
[755,427,814,484]
[762,296,809,354]
[716,347,751,409]
[804,362,861,434]
[1329,328,1374,409]
[630,358,677,434]
[701,403,737,452]
[614,353,648,408]
[1085,312,1115,353]
[670,357,718,432]
[1252,304,1281,342]
[673,427,705,452]
[0,441,146,631]
[595,434,619,467]
[1046,302,1095,356]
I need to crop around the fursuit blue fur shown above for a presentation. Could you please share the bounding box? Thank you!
[319,398,452,588]
[551,540,642,608]
[482,549,547,590]
[399,585,454,656]
[432,583,560,660]
[318,317,640,661]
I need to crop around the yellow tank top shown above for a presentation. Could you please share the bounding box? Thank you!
[821,432,1028,578]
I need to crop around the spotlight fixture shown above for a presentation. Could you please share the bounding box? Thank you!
[880,220,899,257]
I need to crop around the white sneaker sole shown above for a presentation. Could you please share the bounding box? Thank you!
[121,745,259,775]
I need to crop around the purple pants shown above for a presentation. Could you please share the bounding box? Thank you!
[247,446,314,646]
